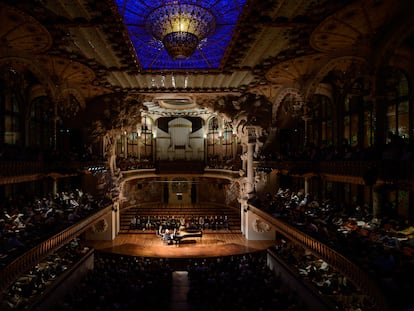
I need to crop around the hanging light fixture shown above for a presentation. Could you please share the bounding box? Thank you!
[146,2,216,59]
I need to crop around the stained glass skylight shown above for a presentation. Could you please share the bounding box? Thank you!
[114,0,248,70]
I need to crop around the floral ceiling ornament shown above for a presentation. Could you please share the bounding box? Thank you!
[146,2,216,59]
[114,0,247,69]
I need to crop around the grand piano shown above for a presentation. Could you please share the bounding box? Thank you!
[172,229,202,245]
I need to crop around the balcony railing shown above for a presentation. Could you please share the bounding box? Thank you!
[0,160,46,176]
[2,158,412,188]
[250,205,391,311]
[0,205,112,297]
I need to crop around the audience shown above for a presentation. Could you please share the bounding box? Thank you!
[1,238,90,311]
[55,252,173,311]
[187,252,307,311]
[252,187,414,311]
[274,239,373,310]
[0,190,111,269]
[2,137,414,310]
[116,156,155,171]
[55,251,307,311]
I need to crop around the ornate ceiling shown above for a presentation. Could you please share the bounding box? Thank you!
[114,0,247,70]
[0,0,412,128]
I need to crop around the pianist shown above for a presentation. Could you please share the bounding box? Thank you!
[162,229,172,244]
[161,228,178,245]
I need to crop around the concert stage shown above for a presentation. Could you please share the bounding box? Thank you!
[85,231,275,259]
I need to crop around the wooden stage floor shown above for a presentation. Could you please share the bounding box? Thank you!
[85,231,276,258]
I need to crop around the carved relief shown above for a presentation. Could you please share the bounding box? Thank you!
[252,218,271,233]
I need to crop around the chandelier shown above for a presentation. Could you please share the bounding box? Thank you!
[146,2,216,59]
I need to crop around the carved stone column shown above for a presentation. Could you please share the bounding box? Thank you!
[123,132,128,157]
[239,198,248,235]
[52,177,58,197]
[152,129,157,162]
[232,132,238,159]
[302,114,311,148]
[241,144,247,172]
[372,185,384,217]
[246,141,255,195]
[53,110,58,151]
[104,133,117,175]
[304,176,309,195]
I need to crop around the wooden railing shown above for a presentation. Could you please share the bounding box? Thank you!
[0,160,45,176]
[2,158,411,189]
[0,205,112,297]
[0,161,46,185]
[267,248,337,311]
[250,205,391,311]
[29,248,95,311]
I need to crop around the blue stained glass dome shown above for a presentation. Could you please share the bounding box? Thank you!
[114,0,248,70]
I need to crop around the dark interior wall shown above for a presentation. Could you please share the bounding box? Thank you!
[197,178,227,204]
[122,177,230,207]
[123,178,164,207]
[157,117,203,133]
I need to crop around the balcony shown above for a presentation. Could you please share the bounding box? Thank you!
[255,159,414,188]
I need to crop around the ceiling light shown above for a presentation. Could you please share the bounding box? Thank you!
[146,2,216,59]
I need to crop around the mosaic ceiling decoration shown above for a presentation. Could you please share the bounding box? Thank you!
[114,0,248,70]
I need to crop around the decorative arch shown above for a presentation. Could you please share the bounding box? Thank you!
[389,48,414,79]
[58,87,86,110]
[0,56,57,99]
[28,84,48,103]
[206,115,218,126]
[272,87,304,121]
[371,2,414,71]
[141,114,155,128]
[309,0,395,54]
[305,56,367,100]
[313,83,334,101]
